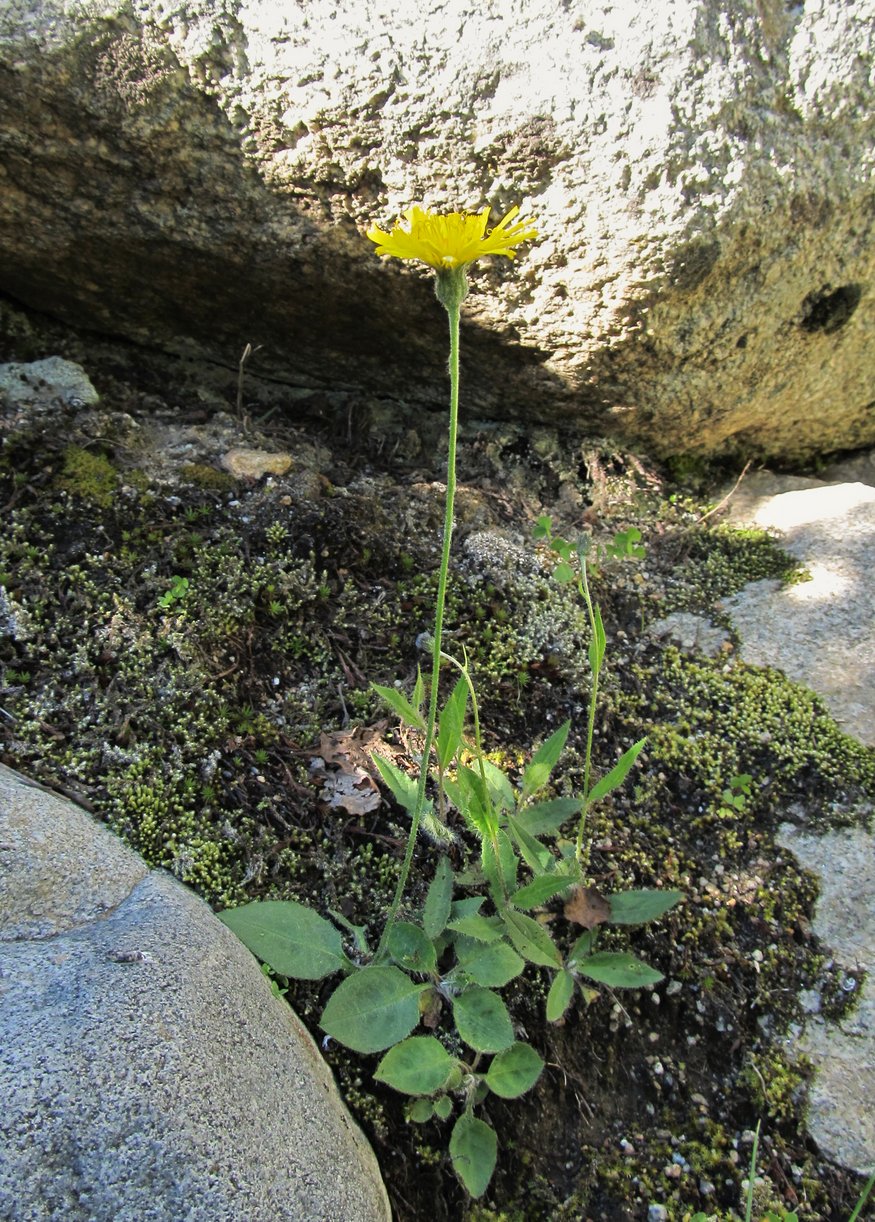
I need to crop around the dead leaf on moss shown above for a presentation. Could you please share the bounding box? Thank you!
[309,723,387,817]
[564,885,611,928]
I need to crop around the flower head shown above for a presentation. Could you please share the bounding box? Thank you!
[367,205,538,272]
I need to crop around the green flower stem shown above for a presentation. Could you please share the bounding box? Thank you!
[378,269,466,956]
[576,558,601,867]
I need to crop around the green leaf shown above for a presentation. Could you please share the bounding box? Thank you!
[575,951,664,989]
[218,900,348,980]
[481,759,515,811]
[372,754,418,813]
[516,797,582,836]
[450,896,485,920]
[387,922,437,974]
[502,909,563,968]
[374,1036,454,1095]
[484,1042,544,1098]
[412,666,425,714]
[546,969,576,1022]
[585,738,646,808]
[433,1095,453,1120]
[450,1113,497,1199]
[481,829,517,905]
[320,965,423,1053]
[522,722,570,799]
[455,940,525,988]
[532,514,552,540]
[447,913,502,943]
[505,812,553,874]
[607,889,683,926]
[423,856,455,939]
[567,930,594,965]
[445,765,493,838]
[453,987,514,1052]
[408,1098,434,1123]
[588,604,606,672]
[511,873,574,910]
[371,683,426,732]
[553,560,575,585]
[327,908,369,955]
[438,676,468,770]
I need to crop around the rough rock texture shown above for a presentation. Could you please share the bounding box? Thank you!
[723,471,875,747]
[777,824,875,1175]
[0,1,872,461]
[722,461,875,1173]
[0,765,391,1222]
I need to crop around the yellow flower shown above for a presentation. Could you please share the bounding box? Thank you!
[367,205,538,271]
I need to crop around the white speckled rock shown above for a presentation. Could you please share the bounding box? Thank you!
[721,460,875,1175]
[0,1,872,460]
[0,765,391,1222]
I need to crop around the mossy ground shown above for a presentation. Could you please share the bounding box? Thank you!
[1,309,872,1221]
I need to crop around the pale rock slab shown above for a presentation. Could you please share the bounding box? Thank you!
[0,1,872,460]
[0,765,391,1222]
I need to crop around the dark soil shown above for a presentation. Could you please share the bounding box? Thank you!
[1,296,873,1221]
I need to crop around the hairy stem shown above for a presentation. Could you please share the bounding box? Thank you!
[379,292,462,954]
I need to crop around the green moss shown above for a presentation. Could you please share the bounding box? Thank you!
[662,525,808,616]
[57,446,119,507]
[180,462,237,492]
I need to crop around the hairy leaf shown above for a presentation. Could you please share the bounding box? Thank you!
[320,966,423,1052]
[607,888,683,926]
[450,1113,497,1199]
[515,797,582,836]
[374,1036,454,1095]
[522,722,570,799]
[455,939,525,988]
[511,873,575,910]
[502,909,563,968]
[546,969,576,1022]
[371,683,426,732]
[437,676,468,770]
[453,987,514,1053]
[423,855,455,939]
[218,900,348,980]
[585,737,646,808]
[387,922,437,974]
[484,1042,544,1098]
[575,951,663,989]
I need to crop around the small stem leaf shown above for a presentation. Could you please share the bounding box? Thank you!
[546,969,576,1022]
[455,940,525,988]
[408,1098,434,1123]
[484,1042,544,1098]
[585,738,647,808]
[433,1095,453,1121]
[450,896,486,920]
[423,855,455,939]
[447,913,503,943]
[480,759,515,811]
[575,951,664,989]
[372,754,418,813]
[505,812,553,874]
[450,765,493,837]
[606,889,683,926]
[567,930,595,965]
[437,676,468,770]
[511,873,575,910]
[320,965,423,1053]
[387,922,438,974]
[522,721,571,799]
[481,833,517,907]
[218,900,348,980]
[502,909,563,968]
[374,1036,455,1095]
[371,683,427,732]
[327,909,369,956]
[452,987,514,1052]
[515,797,582,836]
[412,666,425,713]
[450,1113,497,1199]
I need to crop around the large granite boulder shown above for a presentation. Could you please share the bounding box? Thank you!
[0,765,391,1221]
[0,0,872,461]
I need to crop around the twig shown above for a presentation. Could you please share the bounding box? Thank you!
[696,460,752,524]
[237,342,262,434]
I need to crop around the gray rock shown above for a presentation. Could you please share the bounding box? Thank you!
[722,472,875,746]
[777,823,875,1175]
[0,358,99,410]
[648,611,731,658]
[0,765,390,1222]
[0,2,872,460]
